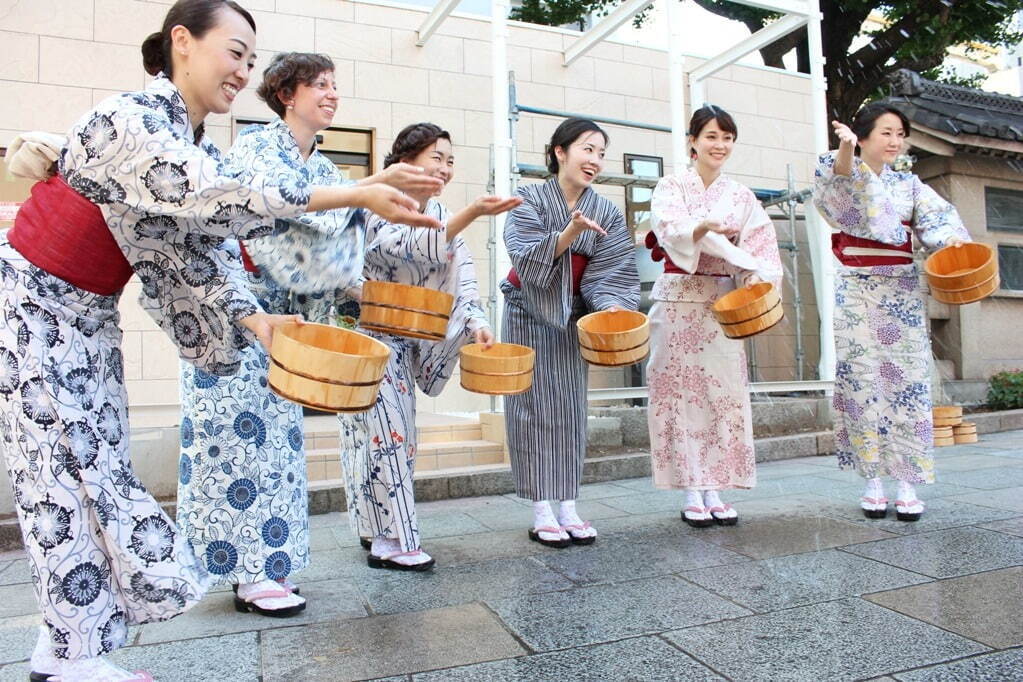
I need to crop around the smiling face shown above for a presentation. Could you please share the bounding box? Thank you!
[555,130,606,189]
[689,118,734,172]
[859,112,906,168]
[287,69,338,132]
[171,7,257,119]
[405,137,454,199]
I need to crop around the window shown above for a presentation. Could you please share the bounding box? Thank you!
[233,119,375,179]
[985,186,1023,233]
[624,154,663,243]
[998,244,1023,291]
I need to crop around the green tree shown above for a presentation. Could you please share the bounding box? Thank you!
[511,1,1023,139]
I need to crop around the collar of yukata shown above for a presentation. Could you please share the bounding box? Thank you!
[682,165,727,200]
[267,117,321,167]
[148,73,205,145]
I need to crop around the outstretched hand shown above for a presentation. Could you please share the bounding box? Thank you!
[568,210,606,237]
[471,195,523,217]
[359,184,443,229]
[474,327,496,349]
[377,163,445,195]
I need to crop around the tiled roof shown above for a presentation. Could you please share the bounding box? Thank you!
[880,69,1023,144]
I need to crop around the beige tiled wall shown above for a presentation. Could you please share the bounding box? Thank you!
[0,0,819,424]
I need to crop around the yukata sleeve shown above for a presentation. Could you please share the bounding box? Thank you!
[64,106,311,239]
[454,240,490,334]
[650,175,703,272]
[911,176,970,251]
[735,192,784,290]
[363,210,454,266]
[579,207,640,313]
[811,151,907,245]
[503,189,572,327]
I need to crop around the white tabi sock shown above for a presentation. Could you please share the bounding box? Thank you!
[30,625,60,677]
[58,655,146,682]
[557,500,597,538]
[533,501,566,541]
[685,489,704,509]
[896,480,924,514]
[370,536,432,566]
[703,490,737,519]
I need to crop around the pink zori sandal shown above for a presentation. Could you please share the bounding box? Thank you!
[860,496,888,520]
[233,585,306,618]
[528,525,570,549]
[682,506,714,528]
[367,549,436,571]
[708,504,738,526]
[894,499,924,522]
[561,521,596,545]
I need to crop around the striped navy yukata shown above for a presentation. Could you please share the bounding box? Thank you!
[501,179,640,501]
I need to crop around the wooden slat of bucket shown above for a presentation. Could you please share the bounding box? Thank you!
[270,323,389,385]
[932,406,963,420]
[268,362,381,413]
[930,273,999,305]
[576,310,649,352]
[580,341,649,367]
[360,305,448,340]
[721,302,784,339]
[459,343,535,395]
[711,282,780,324]
[361,280,453,340]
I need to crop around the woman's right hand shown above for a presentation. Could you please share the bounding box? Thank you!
[377,163,445,195]
[832,120,857,148]
[567,210,606,237]
[694,220,736,241]
[356,184,443,229]
[239,313,303,351]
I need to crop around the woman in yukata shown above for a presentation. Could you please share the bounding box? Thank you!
[647,105,783,528]
[501,118,640,549]
[344,123,521,571]
[177,52,443,618]
[814,103,970,522]
[0,1,437,679]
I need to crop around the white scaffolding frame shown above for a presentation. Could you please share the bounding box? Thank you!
[417,0,835,391]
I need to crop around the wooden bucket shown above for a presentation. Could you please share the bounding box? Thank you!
[460,343,535,395]
[360,280,454,341]
[711,282,784,339]
[933,417,963,428]
[577,310,649,367]
[954,422,978,444]
[925,243,999,305]
[268,322,390,413]
[933,425,955,447]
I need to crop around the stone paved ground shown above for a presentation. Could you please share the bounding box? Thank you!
[0,432,1020,681]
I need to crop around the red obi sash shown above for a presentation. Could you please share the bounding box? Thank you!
[8,176,133,295]
[239,242,260,273]
[507,252,590,294]
[644,231,716,277]
[831,222,913,267]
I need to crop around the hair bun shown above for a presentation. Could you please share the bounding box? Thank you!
[141,31,165,75]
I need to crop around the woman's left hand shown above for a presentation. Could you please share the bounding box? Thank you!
[474,327,496,349]
[947,239,965,249]
[745,274,763,286]
[604,305,624,313]
[239,313,303,351]
[471,195,524,218]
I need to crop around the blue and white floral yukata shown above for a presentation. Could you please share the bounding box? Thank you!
[0,76,312,659]
[342,200,489,552]
[814,152,970,484]
[177,118,364,585]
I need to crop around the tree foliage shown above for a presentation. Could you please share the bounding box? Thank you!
[512,0,1023,138]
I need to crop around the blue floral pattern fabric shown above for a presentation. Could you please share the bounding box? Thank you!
[223,118,364,294]
[57,76,312,376]
[177,270,311,585]
[0,242,208,660]
[814,153,970,483]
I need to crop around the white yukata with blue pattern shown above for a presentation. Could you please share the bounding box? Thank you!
[0,75,311,659]
[177,118,364,585]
